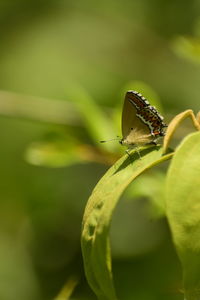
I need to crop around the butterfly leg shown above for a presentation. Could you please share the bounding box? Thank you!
[135,146,141,160]
[125,148,140,162]
[126,147,141,160]
[146,140,157,146]
[125,148,131,157]
[148,132,159,145]
[125,148,133,163]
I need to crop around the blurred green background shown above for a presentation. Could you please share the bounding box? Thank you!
[1,1,200,299]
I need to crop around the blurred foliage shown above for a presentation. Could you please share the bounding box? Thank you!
[0,0,200,299]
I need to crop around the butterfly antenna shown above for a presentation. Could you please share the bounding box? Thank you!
[100,136,121,143]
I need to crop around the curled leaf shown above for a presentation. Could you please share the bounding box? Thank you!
[166,132,200,300]
[163,110,200,154]
[81,146,173,299]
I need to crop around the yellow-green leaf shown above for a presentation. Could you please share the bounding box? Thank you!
[166,131,200,300]
[81,146,173,300]
[163,110,200,154]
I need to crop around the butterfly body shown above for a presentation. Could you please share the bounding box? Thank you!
[120,91,167,147]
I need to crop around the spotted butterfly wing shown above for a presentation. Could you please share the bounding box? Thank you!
[121,91,167,146]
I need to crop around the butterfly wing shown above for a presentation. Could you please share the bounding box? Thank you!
[121,91,167,146]
[121,91,152,145]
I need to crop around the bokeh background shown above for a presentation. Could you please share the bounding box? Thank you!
[1,1,200,299]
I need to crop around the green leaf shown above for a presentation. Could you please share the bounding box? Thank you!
[166,131,200,300]
[65,84,118,152]
[54,275,78,300]
[172,36,200,64]
[81,146,173,300]
[24,130,82,167]
[127,171,167,218]
[163,110,200,154]
[25,140,79,167]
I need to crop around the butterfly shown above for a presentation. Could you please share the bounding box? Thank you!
[120,90,167,147]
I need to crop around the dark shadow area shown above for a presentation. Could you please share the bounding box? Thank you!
[113,145,161,174]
